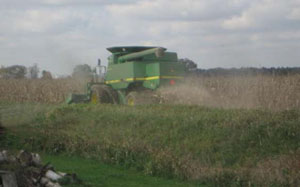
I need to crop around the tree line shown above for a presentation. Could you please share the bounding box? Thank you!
[193,67,300,77]
[0,64,52,79]
[1,61,299,80]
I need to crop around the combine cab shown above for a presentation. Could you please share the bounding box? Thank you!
[67,46,186,105]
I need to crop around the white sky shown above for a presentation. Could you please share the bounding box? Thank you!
[0,0,300,75]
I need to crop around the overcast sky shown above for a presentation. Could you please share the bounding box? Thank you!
[0,0,300,75]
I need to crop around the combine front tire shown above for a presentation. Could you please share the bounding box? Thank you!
[91,85,117,104]
[126,92,139,106]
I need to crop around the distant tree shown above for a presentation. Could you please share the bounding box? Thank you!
[72,64,92,80]
[179,58,197,72]
[28,64,39,79]
[1,65,27,79]
[41,70,53,79]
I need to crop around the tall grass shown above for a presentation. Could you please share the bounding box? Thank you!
[2,104,300,186]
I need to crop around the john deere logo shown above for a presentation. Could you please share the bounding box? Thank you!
[170,69,174,72]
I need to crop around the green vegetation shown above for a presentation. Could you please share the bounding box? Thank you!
[0,102,53,126]
[1,103,300,186]
[42,154,198,187]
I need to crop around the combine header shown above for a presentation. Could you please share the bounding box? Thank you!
[67,46,187,105]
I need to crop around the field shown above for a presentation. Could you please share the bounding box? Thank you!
[0,78,84,104]
[0,75,299,110]
[1,75,300,186]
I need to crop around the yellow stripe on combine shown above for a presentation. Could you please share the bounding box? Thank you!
[125,78,134,81]
[105,76,183,84]
[136,77,146,81]
[105,80,121,84]
[144,76,160,80]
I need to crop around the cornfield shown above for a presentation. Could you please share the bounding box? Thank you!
[159,74,300,110]
[0,78,85,104]
[200,74,300,110]
[0,74,300,110]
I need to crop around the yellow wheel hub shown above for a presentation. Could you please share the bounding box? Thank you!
[127,97,135,106]
[91,92,99,104]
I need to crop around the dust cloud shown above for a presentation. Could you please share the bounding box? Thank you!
[157,75,300,110]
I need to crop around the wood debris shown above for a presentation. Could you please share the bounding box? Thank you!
[0,150,79,187]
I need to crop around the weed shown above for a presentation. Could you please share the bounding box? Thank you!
[2,104,299,186]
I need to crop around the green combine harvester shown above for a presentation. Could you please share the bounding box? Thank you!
[67,46,187,105]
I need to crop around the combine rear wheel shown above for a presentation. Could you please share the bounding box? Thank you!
[91,85,117,104]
